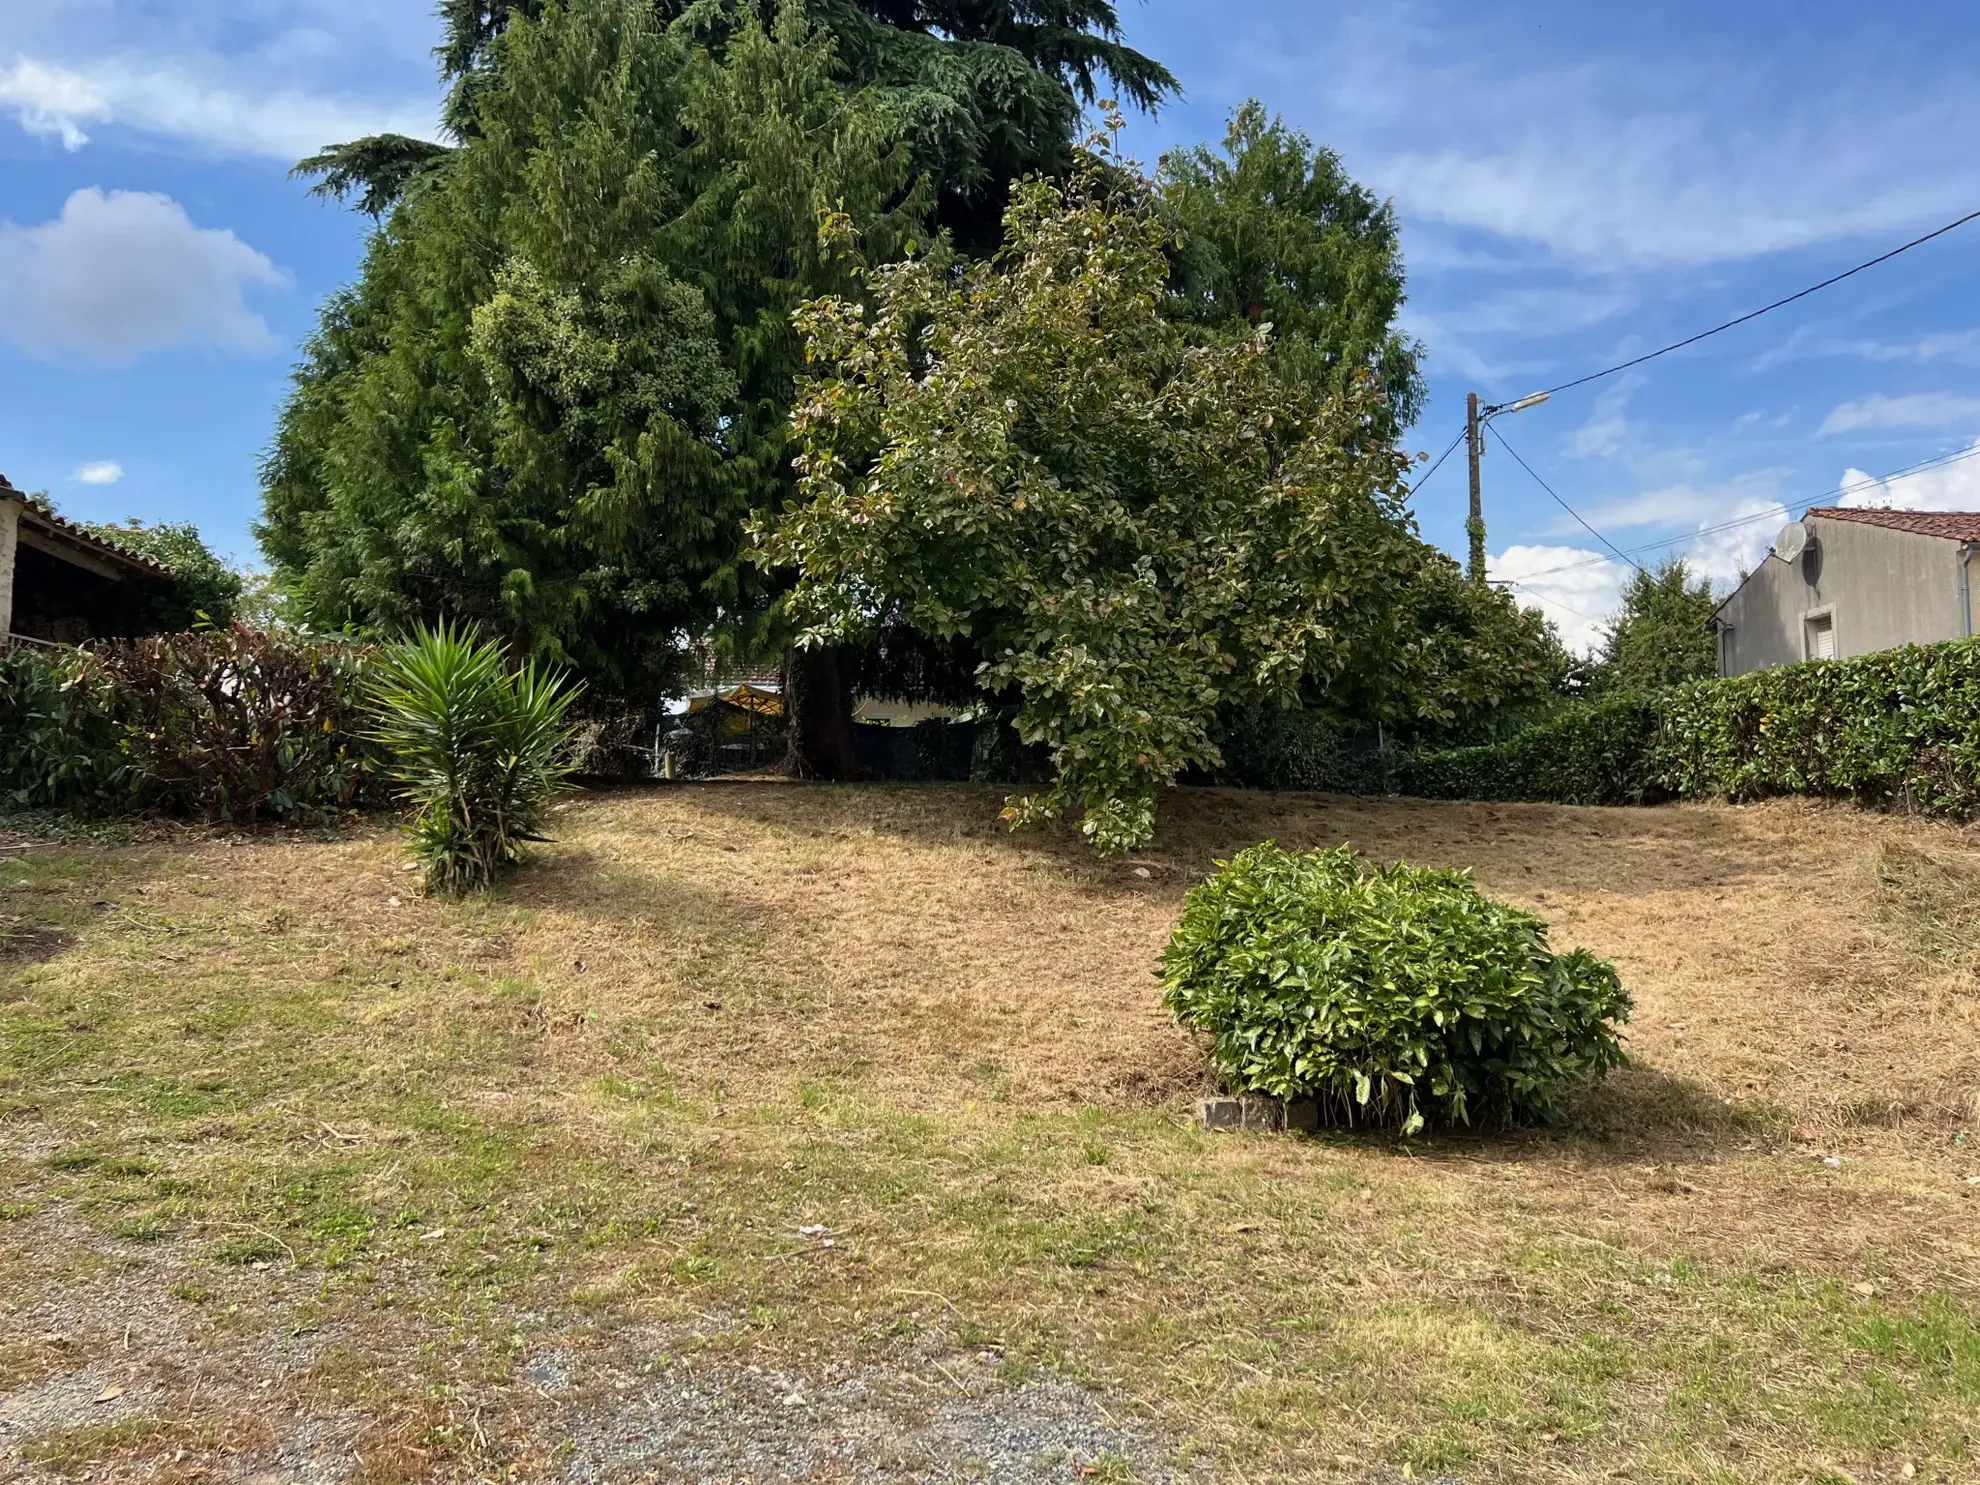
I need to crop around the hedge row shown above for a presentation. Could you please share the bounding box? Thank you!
[0,627,380,821]
[1402,694,1666,806]
[1404,637,1980,816]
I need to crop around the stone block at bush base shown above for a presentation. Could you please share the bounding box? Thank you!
[1199,1096,1319,1133]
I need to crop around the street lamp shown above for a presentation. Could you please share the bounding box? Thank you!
[1465,389,1552,583]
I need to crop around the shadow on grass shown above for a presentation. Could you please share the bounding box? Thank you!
[0,923,76,966]
[501,837,780,939]
[1179,1059,1783,1176]
[0,835,191,977]
[1312,1061,1789,1170]
[1548,1059,1790,1164]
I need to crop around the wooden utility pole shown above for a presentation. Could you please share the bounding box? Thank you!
[1465,391,1486,583]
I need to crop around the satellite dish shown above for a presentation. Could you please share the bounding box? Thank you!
[1775,520,1811,563]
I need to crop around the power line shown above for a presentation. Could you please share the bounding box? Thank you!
[1409,425,1467,496]
[1504,441,1980,583]
[1487,425,1643,572]
[1501,581,1603,625]
[1508,206,1980,404]
[1424,207,1980,584]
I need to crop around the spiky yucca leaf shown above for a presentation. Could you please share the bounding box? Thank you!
[365,622,581,894]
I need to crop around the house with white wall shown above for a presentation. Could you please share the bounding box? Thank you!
[1711,507,1980,677]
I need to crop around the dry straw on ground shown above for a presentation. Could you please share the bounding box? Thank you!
[2,784,1977,1484]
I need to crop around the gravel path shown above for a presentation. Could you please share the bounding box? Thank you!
[0,1250,1180,1485]
[557,1346,1175,1484]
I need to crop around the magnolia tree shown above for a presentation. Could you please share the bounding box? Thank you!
[755,126,1446,853]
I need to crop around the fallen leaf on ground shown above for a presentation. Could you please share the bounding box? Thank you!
[93,1385,124,1404]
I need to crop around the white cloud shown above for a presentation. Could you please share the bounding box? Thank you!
[1869,331,1980,365]
[0,57,105,149]
[1683,498,1788,589]
[1836,437,1980,511]
[72,461,122,485]
[1406,284,1641,387]
[1749,327,1980,374]
[0,189,288,366]
[1565,375,1641,459]
[1574,471,1788,534]
[1489,543,1628,654]
[1818,393,1980,436]
[1494,493,1786,653]
[1377,73,1976,271]
[0,56,439,160]
[1212,12,1980,271]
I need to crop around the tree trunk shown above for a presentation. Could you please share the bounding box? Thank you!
[785,644,861,780]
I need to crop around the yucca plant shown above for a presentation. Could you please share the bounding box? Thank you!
[365,623,581,895]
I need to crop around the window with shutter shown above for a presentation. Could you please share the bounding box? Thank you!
[1808,613,1836,660]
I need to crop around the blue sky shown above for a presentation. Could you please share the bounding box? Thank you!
[3,1,1978,649]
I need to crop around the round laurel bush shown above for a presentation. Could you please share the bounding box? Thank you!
[1160,844,1630,1133]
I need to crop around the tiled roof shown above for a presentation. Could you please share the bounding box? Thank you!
[1808,506,1980,542]
[0,475,175,579]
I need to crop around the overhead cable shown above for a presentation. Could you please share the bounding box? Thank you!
[1408,426,1468,496]
[1501,581,1604,625]
[1520,206,1980,402]
[1503,441,1980,583]
[1487,426,1643,572]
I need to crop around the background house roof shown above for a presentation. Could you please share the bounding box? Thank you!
[1807,507,1980,542]
[0,475,175,580]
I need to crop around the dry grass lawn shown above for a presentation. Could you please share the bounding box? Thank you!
[3,782,1979,1483]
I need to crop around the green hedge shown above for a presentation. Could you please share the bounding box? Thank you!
[1401,694,1666,806]
[0,627,380,821]
[1212,702,1408,795]
[0,647,128,811]
[1655,639,1980,813]
[1403,638,1980,816]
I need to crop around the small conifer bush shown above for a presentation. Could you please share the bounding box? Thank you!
[1160,844,1630,1133]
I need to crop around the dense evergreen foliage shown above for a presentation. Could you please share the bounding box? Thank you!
[1159,101,1424,439]
[1403,694,1666,806]
[266,0,1180,701]
[266,0,1550,786]
[1592,556,1719,695]
[264,2,924,696]
[300,0,1174,251]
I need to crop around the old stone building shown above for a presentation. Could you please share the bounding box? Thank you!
[0,475,176,644]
